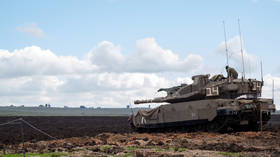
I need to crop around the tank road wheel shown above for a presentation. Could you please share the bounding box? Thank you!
[129,122,136,131]
[128,117,138,132]
[207,116,228,132]
[129,121,145,132]
[130,123,144,132]
[207,122,219,132]
[249,121,259,131]
[194,124,207,132]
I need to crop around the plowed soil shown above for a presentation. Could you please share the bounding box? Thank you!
[0,116,131,145]
[0,115,280,157]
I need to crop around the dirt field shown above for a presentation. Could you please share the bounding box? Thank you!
[0,116,131,145]
[0,115,280,156]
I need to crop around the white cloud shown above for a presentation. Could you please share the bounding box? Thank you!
[262,74,280,108]
[0,46,97,78]
[2,71,278,109]
[0,38,202,107]
[216,36,259,74]
[126,38,203,73]
[0,72,175,107]
[58,73,171,107]
[0,38,202,78]
[17,23,45,38]
[87,41,125,72]
[2,38,277,109]
[87,38,203,73]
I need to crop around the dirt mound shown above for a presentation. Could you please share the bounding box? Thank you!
[6,130,278,154]
[2,129,280,156]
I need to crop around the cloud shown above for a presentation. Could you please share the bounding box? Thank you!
[0,46,97,78]
[87,41,125,72]
[0,73,174,107]
[127,38,203,73]
[0,38,202,79]
[0,38,202,107]
[262,74,280,109]
[87,38,203,73]
[2,71,278,109]
[1,38,278,109]
[17,23,45,38]
[262,74,280,98]
[216,36,259,74]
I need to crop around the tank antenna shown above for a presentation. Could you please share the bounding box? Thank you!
[238,18,245,79]
[272,79,274,103]
[129,102,134,115]
[260,61,263,84]
[223,20,229,66]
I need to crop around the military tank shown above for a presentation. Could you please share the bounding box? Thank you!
[128,69,276,132]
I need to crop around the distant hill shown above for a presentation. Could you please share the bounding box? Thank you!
[0,106,148,116]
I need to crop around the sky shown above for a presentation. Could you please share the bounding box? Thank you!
[0,0,279,108]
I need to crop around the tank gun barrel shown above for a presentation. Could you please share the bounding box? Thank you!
[134,97,165,104]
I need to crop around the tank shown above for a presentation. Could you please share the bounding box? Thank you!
[129,72,276,132]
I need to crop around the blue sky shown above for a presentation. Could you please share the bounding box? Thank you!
[0,0,279,107]
[1,0,279,57]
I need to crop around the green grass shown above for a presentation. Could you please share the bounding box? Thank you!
[112,152,135,157]
[217,151,241,157]
[124,145,188,154]
[101,145,112,152]
[125,146,140,151]
[1,152,69,157]
[154,148,165,152]
[122,152,135,157]
[176,147,188,152]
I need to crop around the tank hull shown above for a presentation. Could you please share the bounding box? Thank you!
[129,98,275,132]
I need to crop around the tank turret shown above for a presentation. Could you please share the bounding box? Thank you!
[134,74,263,104]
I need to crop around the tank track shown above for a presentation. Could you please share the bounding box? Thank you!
[129,115,270,133]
